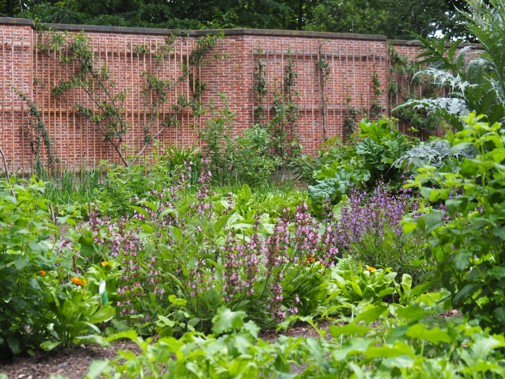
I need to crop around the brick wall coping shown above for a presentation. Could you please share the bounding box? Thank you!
[389,39,481,50]
[0,16,387,41]
[0,17,34,26]
[388,39,423,46]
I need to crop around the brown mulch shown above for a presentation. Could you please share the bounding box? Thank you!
[0,341,140,379]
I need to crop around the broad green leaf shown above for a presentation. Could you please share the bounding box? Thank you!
[40,340,63,351]
[212,307,246,335]
[227,334,253,356]
[330,323,371,338]
[7,336,21,355]
[401,274,412,292]
[74,334,108,346]
[453,284,478,307]
[380,355,414,369]
[419,186,432,199]
[274,354,291,373]
[402,221,417,234]
[454,252,472,270]
[86,360,110,379]
[88,305,115,324]
[451,142,474,154]
[445,199,463,214]
[130,205,151,221]
[168,294,187,306]
[395,305,430,321]
[106,330,141,344]
[492,227,505,240]
[429,188,448,202]
[308,178,339,201]
[332,338,375,360]
[354,305,388,323]
[365,341,415,359]
[461,159,480,177]
[488,267,505,280]
[141,223,153,234]
[472,336,505,360]
[214,214,231,233]
[406,324,452,344]
[157,315,176,328]
[419,211,443,232]
[241,321,260,339]
[494,307,505,324]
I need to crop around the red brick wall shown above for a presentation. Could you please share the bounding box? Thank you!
[0,19,427,173]
[0,20,34,172]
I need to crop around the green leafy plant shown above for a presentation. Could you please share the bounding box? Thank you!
[40,272,115,351]
[0,177,58,358]
[199,98,281,187]
[395,139,469,171]
[87,291,505,378]
[227,125,281,187]
[355,117,412,184]
[0,177,113,359]
[198,95,235,184]
[307,118,413,210]
[407,113,505,332]
[322,264,401,318]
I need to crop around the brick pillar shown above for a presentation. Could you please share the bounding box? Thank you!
[0,18,35,173]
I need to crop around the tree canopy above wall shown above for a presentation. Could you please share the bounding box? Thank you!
[0,0,479,40]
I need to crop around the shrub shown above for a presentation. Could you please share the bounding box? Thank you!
[198,99,281,187]
[408,113,505,332]
[0,177,113,359]
[0,177,57,358]
[308,117,413,210]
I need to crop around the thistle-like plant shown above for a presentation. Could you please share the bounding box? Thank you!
[395,0,505,130]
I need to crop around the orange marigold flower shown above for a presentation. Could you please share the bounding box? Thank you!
[71,277,87,286]
[38,270,47,276]
[307,256,316,263]
[101,261,108,267]
[365,265,377,272]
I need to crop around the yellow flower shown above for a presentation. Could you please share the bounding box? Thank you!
[71,277,87,286]
[38,270,47,276]
[366,265,377,272]
[101,261,108,267]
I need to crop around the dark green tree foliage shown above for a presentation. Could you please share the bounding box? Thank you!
[2,0,312,30]
[0,0,475,40]
[306,0,464,39]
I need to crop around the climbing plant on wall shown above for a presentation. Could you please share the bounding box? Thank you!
[270,54,300,160]
[317,45,330,141]
[14,89,56,176]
